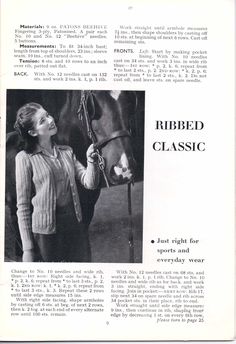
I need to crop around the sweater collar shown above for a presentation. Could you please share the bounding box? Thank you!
[30,143,64,156]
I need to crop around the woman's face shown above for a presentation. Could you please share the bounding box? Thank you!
[29,107,57,138]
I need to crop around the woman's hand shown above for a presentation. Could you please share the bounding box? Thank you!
[86,144,98,163]
[22,249,35,262]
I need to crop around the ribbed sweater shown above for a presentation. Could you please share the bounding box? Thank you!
[15,145,100,251]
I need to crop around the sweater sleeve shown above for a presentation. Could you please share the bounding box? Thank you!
[15,151,34,251]
[72,151,100,190]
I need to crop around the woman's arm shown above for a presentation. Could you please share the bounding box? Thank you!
[72,144,100,189]
[15,151,35,257]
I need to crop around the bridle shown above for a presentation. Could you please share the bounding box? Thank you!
[77,90,131,187]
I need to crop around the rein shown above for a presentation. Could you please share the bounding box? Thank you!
[77,90,109,187]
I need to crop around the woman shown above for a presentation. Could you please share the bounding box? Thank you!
[14,102,100,262]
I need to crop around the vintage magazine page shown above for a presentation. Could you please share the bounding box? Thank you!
[0,0,235,341]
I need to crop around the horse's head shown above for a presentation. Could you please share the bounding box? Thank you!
[87,90,137,185]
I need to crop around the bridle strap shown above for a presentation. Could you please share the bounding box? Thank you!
[94,130,131,150]
[78,90,97,144]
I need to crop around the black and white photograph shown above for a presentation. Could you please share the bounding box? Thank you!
[5,89,145,263]
[1,0,235,341]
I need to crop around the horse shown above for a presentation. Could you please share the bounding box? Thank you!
[5,89,144,262]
